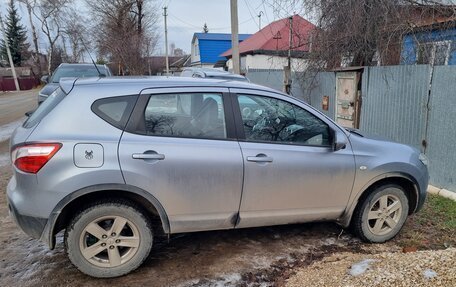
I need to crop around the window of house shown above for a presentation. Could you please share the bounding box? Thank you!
[236,94,331,146]
[143,93,227,139]
[417,41,451,66]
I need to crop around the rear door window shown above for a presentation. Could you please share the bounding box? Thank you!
[141,93,227,139]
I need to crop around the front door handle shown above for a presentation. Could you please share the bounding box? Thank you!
[132,152,165,160]
[246,154,273,163]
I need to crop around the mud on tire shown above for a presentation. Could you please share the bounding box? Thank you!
[65,200,153,278]
[352,184,409,243]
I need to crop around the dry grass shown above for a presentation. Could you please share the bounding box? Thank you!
[394,194,456,250]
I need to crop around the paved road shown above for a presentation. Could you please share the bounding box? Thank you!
[0,89,38,126]
[0,89,38,166]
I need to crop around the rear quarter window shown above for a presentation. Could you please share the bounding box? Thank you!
[91,95,138,130]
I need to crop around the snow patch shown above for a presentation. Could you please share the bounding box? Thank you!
[0,117,25,142]
[348,259,377,276]
[212,273,242,286]
[178,273,242,287]
[423,269,437,279]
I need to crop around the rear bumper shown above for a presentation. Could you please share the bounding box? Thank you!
[7,196,48,240]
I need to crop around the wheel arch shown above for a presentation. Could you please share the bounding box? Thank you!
[339,173,420,228]
[41,184,170,249]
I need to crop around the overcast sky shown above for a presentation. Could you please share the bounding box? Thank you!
[1,0,307,56]
[159,0,307,54]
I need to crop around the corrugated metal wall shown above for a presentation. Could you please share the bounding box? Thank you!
[305,72,336,119]
[245,69,306,100]
[246,69,336,118]
[426,66,456,190]
[360,65,431,151]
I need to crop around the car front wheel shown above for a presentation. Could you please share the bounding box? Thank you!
[352,184,409,243]
[65,200,153,278]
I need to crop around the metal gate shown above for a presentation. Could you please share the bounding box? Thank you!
[335,72,361,128]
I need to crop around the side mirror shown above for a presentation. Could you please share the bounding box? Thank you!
[332,131,347,151]
[41,75,49,84]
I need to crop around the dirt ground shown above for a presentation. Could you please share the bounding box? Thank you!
[0,163,400,287]
[0,88,454,286]
[3,159,454,287]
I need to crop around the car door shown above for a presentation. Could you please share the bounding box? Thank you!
[119,87,243,233]
[230,88,356,228]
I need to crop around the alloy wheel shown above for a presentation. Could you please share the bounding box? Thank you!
[367,194,403,236]
[79,215,140,268]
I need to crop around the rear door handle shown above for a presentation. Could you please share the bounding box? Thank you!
[132,152,165,160]
[246,154,273,163]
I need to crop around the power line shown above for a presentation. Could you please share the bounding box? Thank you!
[168,13,253,31]
[243,0,259,29]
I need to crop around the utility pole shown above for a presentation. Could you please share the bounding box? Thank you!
[257,11,264,30]
[163,6,169,76]
[230,0,240,74]
[284,16,293,94]
[0,12,19,91]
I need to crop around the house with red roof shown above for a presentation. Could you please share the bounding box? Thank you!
[221,15,316,72]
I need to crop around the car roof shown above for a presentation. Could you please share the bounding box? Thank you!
[58,63,108,68]
[66,76,277,93]
[183,67,246,78]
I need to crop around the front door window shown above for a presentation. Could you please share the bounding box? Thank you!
[237,94,331,146]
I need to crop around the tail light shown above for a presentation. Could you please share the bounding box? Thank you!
[12,143,62,174]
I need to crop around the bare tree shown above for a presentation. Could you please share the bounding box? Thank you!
[62,8,88,63]
[271,0,456,70]
[86,0,159,75]
[33,0,72,74]
[18,0,42,73]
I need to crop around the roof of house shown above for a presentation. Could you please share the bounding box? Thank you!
[221,14,316,57]
[192,33,252,64]
[192,33,251,43]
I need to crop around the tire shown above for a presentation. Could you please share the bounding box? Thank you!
[352,184,409,243]
[65,200,153,278]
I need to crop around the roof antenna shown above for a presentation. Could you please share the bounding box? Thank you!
[79,37,105,77]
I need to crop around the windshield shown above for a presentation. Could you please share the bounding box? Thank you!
[50,66,108,83]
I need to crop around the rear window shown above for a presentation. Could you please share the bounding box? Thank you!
[91,96,137,130]
[23,88,66,128]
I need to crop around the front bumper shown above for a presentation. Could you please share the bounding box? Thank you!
[7,196,48,239]
[414,171,429,213]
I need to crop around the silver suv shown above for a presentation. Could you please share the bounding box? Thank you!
[7,77,428,278]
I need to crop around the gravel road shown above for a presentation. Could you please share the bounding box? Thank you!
[286,248,456,287]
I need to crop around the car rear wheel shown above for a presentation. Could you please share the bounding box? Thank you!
[65,200,153,278]
[352,184,409,243]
